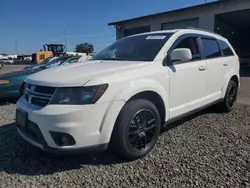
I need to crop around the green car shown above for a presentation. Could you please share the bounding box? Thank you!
[0,56,80,99]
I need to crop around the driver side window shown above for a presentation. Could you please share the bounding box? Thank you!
[174,37,201,60]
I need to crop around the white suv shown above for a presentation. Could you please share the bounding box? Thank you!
[16,29,240,159]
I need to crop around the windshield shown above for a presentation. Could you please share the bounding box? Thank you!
[44,57,70,68]
[39,57,53,65]
[47,45,64,53]
[61,56,81,65]
[91,33,173,61]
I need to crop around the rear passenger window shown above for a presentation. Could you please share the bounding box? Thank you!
[201,38,221,58]
[217,40,234,56]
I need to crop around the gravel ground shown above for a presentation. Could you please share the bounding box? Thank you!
[0,101,250,188]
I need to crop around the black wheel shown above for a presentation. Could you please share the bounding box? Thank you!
[110,99,161,160]
[221,80,238,112]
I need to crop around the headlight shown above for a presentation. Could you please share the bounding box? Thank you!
[0,80,9,85]
[50,84,108,105]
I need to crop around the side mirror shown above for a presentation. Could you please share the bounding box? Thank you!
[170,48,192,63]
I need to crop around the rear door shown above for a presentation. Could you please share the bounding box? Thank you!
[200,38,226,102]
[217,39,237,73]
[168,35,208,118]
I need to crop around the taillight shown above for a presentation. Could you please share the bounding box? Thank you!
[238,58,241,63]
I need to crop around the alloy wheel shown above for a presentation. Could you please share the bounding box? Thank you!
[228,85,237,107]
[127,109,158,152]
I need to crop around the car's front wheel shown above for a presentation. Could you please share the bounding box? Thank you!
[110,99,161,160]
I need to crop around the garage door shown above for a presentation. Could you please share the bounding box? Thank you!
[123,26,150,37]
[161,18,199,30]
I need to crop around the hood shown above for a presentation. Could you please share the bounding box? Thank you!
[26,60,148,87]
[0,69,39,79]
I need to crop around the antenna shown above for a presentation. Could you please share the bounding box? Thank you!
[64,30,68,52]
[15,40,19,55]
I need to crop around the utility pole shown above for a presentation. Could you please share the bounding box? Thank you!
[15,40,19,55]
[64,30,67,52]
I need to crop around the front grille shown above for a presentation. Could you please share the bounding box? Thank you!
[24,84,56,107]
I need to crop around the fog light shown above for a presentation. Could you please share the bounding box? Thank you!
[61,136,70,145]
[50,131,76,146]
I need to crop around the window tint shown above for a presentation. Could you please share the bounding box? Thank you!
[217,40,234,56]
[175,37,201,60]
[202,38,221,58]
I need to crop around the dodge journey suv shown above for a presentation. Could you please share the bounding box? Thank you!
[16,29,240,159]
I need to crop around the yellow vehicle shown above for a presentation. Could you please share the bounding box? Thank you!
[31,51,53,64]
[31,44,65,64]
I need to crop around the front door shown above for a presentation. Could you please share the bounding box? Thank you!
[168,36,208,118]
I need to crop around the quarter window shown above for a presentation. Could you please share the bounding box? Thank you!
[217,40,234,56]
[201,38,222,58]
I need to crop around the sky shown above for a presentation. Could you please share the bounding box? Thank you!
[0,0,216,54]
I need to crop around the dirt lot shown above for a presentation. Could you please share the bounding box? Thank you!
[0,65,249,187]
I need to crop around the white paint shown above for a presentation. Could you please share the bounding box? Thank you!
[17,29,240,153]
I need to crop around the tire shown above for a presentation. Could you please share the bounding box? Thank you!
[110,99,161,160]
[221,80,238,112]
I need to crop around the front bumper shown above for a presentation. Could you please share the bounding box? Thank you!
[16,97,125,154]
[17,126,108,154]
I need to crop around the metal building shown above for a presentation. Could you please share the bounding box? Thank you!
[108,0,250,64]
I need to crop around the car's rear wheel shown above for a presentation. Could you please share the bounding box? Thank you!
[110,99,161,160]
[221,80,238,112]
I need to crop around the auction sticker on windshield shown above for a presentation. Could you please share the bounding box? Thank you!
[146,36,166,39]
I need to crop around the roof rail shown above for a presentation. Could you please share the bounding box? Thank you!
[186,27,221,36]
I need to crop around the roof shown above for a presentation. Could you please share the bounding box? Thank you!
[46,44,64,46]
[124,28,224,40]
[108,0,233,26]
[126,29,179,37]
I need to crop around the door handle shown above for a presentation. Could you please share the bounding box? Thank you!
[223,63,228,66]
[199,66,206,71]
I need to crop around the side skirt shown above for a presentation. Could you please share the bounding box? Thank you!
[164,99,223,126]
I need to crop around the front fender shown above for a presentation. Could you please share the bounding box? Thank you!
[98,78,169,144]
[113,78,169,120]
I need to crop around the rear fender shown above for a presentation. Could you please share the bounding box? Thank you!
[221,69,240,98]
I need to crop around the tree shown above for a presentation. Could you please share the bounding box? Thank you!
[75,43,94,54]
